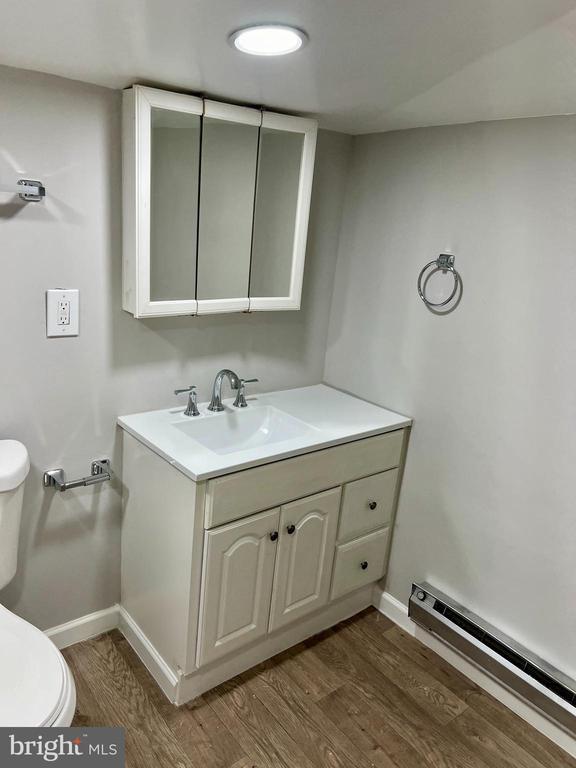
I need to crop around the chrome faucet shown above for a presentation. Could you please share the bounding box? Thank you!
[208,369,241,412]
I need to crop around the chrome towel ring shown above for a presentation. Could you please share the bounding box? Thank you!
[417,254,460,308]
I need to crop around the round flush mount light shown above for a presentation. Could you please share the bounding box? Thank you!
[229,24,308,56]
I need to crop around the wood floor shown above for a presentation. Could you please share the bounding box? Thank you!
[63,608,574,768]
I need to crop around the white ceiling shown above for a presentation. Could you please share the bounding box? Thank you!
[1,0,576,134]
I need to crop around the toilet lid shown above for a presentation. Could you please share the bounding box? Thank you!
[0,605,67,726]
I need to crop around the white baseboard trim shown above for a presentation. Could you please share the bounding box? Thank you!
[45,603,179,704]
[44,587,372,708]
[117,606,179,703]
[46,605,120,650]
[372,587,576,759]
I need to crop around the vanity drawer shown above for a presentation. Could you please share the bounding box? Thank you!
[338,469,398,542]
[204,430,404,529]
[331,527,389,600]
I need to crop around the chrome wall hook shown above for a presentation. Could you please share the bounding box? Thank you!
[43,459,112,492]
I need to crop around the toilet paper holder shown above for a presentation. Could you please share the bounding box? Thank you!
[43,459,112,492]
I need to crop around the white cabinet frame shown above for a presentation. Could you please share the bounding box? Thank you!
[204,100,261,126]
[248,112,318,312]
[122,85,203,318]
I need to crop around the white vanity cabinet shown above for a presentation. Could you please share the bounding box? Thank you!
[120,422,409,705]
[122,85,318,318]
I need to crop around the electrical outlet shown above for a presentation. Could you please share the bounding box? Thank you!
[46,289,79,337]
[57,299,70,325]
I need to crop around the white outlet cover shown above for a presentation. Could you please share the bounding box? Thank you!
[46,289,79,337]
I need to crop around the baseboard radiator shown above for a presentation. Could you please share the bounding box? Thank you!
[409,582,576,734]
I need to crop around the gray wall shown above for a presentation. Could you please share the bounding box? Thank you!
[0,65,351,629]
[324,117,576,679]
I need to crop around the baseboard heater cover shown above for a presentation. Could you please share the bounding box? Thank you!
[409,582,576,734]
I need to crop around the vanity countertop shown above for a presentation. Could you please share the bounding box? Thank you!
[117,384,411,481]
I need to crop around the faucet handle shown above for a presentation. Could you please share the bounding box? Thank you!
[174,385,196,395]
[174,386,200,417]
[233,378,259,408]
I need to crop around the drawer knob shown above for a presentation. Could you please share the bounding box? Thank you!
[286,524,296,535]
[368,500,378,510]
[270,531,279,542]
[360,561,369,570]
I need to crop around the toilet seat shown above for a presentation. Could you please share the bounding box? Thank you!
[0,604,73,726]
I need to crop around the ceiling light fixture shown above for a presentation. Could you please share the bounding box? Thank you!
[229,24,307,56]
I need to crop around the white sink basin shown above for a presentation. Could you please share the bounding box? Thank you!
[174,406,319,455]
[118,385,411,480]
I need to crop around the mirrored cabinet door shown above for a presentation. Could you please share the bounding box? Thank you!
[123,86,202,317]
[196,101,261,315]
[249,113,317,311]
[150,107,200,303]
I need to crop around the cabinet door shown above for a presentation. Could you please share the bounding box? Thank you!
[122,85,202,317]
[197,507,280,667]
[249,111,318,312]
[196,100,261,315]
[269,488,340,632]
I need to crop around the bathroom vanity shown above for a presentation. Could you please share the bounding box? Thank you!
[118,385,411,704]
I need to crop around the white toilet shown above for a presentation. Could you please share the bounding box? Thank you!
[0,440,76,726]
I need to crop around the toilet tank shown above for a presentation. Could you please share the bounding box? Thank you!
[0,441,30,591]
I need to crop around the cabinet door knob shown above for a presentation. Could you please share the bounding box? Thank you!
[360,561,369,570]
[286,524,296,535]
[270,531,279,542]
[368,500,377,510]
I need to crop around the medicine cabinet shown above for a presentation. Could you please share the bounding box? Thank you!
[122,86,318,318]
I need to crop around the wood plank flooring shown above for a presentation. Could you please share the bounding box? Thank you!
[63,608,573,768]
